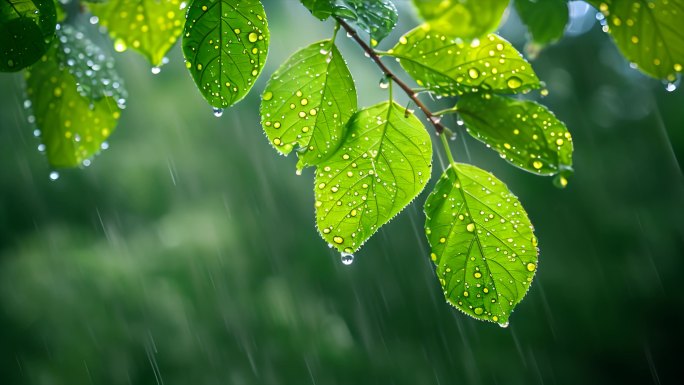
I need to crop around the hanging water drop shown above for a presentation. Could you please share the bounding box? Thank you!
[151,67,161,75]
[49,171,59,181]
[498,321,510,328]
[212,107,224,117]
[341,252,354,265]
[379,78,390,89]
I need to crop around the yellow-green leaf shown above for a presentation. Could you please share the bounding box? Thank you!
[590,0,684,81]
[457,94,574,179]
[424,164,538,326]
[315,101,432,253]
[389,25,540,96]
[182,0,269,109]
[87,0,185,67]
[261,39,357,169]
[412,0,509,40]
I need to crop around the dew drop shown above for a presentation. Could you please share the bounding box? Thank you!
[151,66,161,75]
[341,252,354,265]
[49,171,59,181]
[499,321,510,328]
[212,107,224,117]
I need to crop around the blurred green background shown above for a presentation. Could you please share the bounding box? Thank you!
[1,1,683,384]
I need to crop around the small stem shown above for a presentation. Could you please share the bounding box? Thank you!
[440,133,457,168]
[332,21,341,41]
[433,106,459,116]
[336,17,447,135]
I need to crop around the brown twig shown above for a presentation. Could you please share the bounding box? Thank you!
[335,17,447,135]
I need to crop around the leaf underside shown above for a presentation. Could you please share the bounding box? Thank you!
[457,94,574,177]
[342,0,398,43]
[590,0,684,81]
[412,0,509,40]
[87,0,185,66]
[260,39,357,168]
[0,0,56,72]
[390,26,540,96]
[315,101,432,253]
[514,0,569,46]
[424,164,538,325]
[183,0,269,109]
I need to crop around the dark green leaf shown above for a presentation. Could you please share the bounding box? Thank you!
[261,39,357,168]
[342,0,398,44]
[182,0,269,109]
[0,0,56,72]
[457,94,573,178]
[590,0,684,81]
[26,25,122,168]
[412,0,509,40]
[424,164,538,325]
[300,0,335,20]
[389,25,540,96]
[514,0,568,46]
[87,0,185,66]
[315,101,432,253]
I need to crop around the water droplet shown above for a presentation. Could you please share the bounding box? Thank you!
[341,252,354,265]
[212,107,224,117]
[49,171,59,181]
[151,66,161,75]
[113,38,127,52]
[262,91,273,101]
[379,78,390,89]
[498,321,510,328]
[507,76,522,89]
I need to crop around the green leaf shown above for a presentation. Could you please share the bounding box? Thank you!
[412,0,509,40]
[0,0,56,72]
[424,164,538,325]
[514,0,568,46]
[182,0,269,109]
[590,0,684,81]
[300,0,335,20]
[87,0,185,67]
[26,26,122,168]
[260,39,356,168]
[315,101,432,253]
[457,94,574,178]
[342,0,398,44]
[389,25,540,96]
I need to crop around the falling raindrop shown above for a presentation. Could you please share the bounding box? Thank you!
[212,108,224,117]
[341,252,354,265]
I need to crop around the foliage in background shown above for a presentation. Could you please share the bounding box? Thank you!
[0,0,682,326]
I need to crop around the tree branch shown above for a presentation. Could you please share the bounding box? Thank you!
[335,17,447,135]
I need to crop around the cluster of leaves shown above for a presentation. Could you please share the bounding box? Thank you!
[1,0,682,325]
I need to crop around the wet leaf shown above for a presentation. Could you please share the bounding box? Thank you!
[412,0,509,40]
[87,0,185,66]
[26,26,122,168]
[457,94,574,178]
[424,164,538,325]
[514,0,568,46]
[182,0,269,109]
[590,0,684,81]
[342,0,398,43]
[315,101,432,253]
[0,0,56,72]
[260,39,356,169]
[389,25,540,96]
[300,0,335,20]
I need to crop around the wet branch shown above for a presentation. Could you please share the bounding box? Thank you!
[335,17,448,135]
